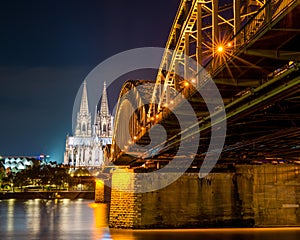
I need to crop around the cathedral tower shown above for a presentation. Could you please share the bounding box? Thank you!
[95,82,114,138]
[75,81,92,137]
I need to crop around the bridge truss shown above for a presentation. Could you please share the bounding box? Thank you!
[110,0,300,168]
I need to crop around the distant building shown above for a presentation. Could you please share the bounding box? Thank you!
[64,82,114,167]
[0,156,48,175]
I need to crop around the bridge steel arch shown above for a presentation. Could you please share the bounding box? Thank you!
[109,0,300,167]
[111,80,153,164]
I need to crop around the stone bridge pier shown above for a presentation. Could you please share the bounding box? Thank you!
[94,173,111,203]
[99,164,300,229]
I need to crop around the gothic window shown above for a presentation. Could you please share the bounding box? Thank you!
[82,123,86,132]
[103,124,106,132]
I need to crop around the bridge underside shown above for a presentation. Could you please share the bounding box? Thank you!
[111,0,300,169]
[202,4,300,165]
[214,3,300,85]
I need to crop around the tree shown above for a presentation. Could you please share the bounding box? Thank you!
[13,171,33,191]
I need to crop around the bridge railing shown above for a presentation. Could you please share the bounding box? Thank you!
[234,0,296,48]
[210,0,298,76]
[272,0,296,17]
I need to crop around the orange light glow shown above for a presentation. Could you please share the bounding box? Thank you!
[184,81,189,87]
[91,203,107,229]
[217,45,224,53]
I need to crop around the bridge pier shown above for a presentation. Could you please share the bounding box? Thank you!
[108,164,300,228]
[95,179,105,203]
[95,174,111,203]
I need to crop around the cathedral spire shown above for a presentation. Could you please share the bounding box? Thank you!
[75,81,92,137]
[79,81,89,115]
[100,81,109,116]
[93,105,98,126]
[92,105,98,136]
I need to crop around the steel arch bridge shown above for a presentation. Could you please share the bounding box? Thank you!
[109,0,300,169]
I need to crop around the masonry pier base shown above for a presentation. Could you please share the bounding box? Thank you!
[107,164,300,228]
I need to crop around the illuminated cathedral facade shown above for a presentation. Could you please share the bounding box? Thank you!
[63,81,114,167]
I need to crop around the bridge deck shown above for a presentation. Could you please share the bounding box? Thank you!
[110,0,300,168]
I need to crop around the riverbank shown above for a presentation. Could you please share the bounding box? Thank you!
[0,191,95,200]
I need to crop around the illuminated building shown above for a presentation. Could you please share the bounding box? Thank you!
[63,82,114,167]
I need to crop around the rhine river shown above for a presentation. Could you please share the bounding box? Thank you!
[1,199,300,240]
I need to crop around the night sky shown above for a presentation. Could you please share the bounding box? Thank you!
[0,0,180,162]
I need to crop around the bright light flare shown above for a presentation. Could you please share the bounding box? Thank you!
[217,45,224,53]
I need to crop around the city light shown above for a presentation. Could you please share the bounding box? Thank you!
[217,45,224,53]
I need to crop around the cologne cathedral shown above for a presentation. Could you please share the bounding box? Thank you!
[64,81,114,167]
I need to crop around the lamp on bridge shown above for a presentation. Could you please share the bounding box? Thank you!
[184,81,190,87]
[217,45,224,53]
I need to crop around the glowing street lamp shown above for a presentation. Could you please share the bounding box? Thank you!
[217,45,224,53]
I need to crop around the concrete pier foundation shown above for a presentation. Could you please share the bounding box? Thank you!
[95,179,105,203]
[108,164,300,228]
[95,174,111,203]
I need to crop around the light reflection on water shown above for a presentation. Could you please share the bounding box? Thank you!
[1,199,300,240]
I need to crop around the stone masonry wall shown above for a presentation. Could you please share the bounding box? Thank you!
[237,164,300,226]
[109,169,142,228]
[95,179,105,203]
[109,164,300,228]
[139,172,244,228]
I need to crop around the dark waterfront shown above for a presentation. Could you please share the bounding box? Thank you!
[1,199,300,240]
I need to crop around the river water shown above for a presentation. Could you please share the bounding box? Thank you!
[1,199,300,240]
